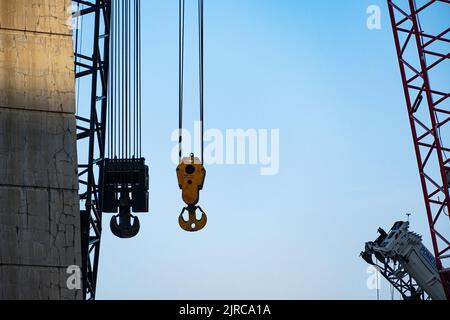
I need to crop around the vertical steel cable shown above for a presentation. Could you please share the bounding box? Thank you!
[179,0,205,163]
[134,0,138,158]
[109,0,114,158]
[109,0,141,160]
[109,0,112,158]
[138,0,142,158]
[134,0,137,157]
[121,0,125,159]
[128,0,131,158]
[198,0,204,163]
[125,0,128,158]
[114,0,118,157]
[179,0,185,162]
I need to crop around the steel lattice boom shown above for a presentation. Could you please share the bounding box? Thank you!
[387,0,450,299]
[73,0,112,300]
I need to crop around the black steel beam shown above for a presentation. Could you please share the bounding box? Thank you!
[73,0,111,301]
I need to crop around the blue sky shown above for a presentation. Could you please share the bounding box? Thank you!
[83,0,450,299]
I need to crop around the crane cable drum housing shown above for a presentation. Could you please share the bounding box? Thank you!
[102,0,149,239]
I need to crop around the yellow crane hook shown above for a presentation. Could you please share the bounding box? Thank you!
[176,153,207,232]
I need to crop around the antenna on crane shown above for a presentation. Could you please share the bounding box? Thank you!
[406,213,411,223]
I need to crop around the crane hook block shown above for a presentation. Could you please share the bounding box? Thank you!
[177,154,206,205]
[176,154,207,232]
[103,158,149,238]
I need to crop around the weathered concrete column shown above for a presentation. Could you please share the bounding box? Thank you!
[0,0,82,299]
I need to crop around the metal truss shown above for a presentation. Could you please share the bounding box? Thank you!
[387,0,450,299]
[73,0,111,300]
[361,251,427,300]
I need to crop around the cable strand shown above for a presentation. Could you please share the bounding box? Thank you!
[179,0,185,162]
[198,0,204,163]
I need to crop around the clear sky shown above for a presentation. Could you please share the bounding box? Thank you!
[88,0,450,299]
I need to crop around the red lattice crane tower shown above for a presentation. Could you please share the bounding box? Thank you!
[387,0,450,299]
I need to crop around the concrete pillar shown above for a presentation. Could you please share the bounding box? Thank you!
[0,0,82,299]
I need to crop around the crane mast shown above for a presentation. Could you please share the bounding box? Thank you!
[386,0,450,299]
[73,0,112,300]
